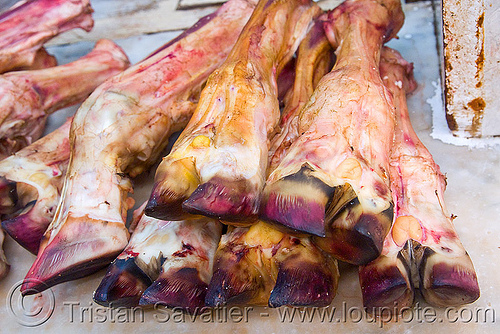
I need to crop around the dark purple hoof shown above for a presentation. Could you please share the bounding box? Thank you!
[22,247,117,295]
[144,182,191,221]
[140,267,207,312]
[2,200,48,254]
[359,253,414,312]
[314,198,393,265]
[269,262,336,307]
[183,177,259,222]
[419,247,480,307]
[94,258,152,307]
[204,266,260,307]
[21,217,128,295]
[260,165,336,237]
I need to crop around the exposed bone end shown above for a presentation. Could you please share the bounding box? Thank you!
[140,267,208,312]
[420,247,480,307]
[0,129,46,160]
[1,120,43,159]
[93,258,152,308]
[205,246,271,307]
[360,253,414,311]
[314,198,393,265]
[145,158,199,221]
[71,0,95,32]
[269,245,339,308]
[336,0,404,41]
[378,0,405,42]
[380,46,417,94]
[260,165,335,237]
[183,177,259,222]
[91,39,130,69]
[21,215,129,295]
[322,0,404,51]
[0,0,95,73]
[1,201,48,254]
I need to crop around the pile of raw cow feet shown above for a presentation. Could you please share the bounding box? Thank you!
[0,0,480,316]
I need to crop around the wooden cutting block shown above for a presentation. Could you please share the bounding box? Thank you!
[443,0,500,138]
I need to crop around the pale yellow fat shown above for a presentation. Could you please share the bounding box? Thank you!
[179,158,199,185]
[191,135,211,149]
[392,215,423,246]
[335,158,362,181]
[28,172,51,188]
[244,221,284,249]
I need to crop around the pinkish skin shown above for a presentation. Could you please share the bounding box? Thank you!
[94,202,221,310]
[0,117,71,254]
[267,25,338,308]
[206,25,338,308]
[359,48,417,311]
[268,18,334,172]
[261,0,404,265]
[0,39,130,158]
[21,0,257,295]
[268,235,339,308]
[0,0,94,73]
[96,25,333,310]
[360,47,479,310]
[145,0,322,223]
[139,218,222,312]
[260,20,335,237]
